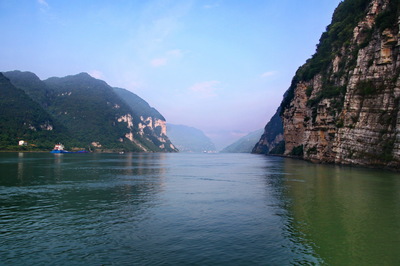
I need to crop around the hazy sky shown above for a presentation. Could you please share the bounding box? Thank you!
[0,0,341,149]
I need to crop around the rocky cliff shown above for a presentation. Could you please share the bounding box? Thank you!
[255,0,400,170]
[113,87,177,152]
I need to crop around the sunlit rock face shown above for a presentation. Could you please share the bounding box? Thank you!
[256,0,400,169]
[136,116,177,152]
[40,121,53,131]
[154,118,168,136]
[113,87,178,152]
[118,114,134,129]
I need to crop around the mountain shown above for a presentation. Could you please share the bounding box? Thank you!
[221,129,264,153]
[3,71,177,152]
[113,87,165,120]
[254,0,400,170]
[0,73,67,150]
[167,124,216,152]
[3,70,52,108]
[112,87,176,152]
[252,107,284,154]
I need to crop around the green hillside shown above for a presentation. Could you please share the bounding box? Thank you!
[2,71,177,152]
[0,73,67,150]
[113,87,164,120]
[4,70,52,108]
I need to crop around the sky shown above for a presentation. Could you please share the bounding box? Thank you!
[0,0,342,149]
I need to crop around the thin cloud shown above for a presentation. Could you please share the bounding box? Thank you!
[261,71,277,78]
[150,58,167,67]
[88,70,104,79]
[38,0,49,7]
[188,81,220,98]
[37,0,50,12]
[136,1,193,51]
[167,49,183,57]
[150,49,184,67]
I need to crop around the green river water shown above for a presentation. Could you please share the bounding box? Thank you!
[0,152,399,265]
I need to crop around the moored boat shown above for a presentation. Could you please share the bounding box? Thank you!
[50,143,68,153]
[50,143,89,153]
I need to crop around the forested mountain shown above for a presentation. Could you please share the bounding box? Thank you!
[2,71,177,152]
[220,129,264,153]
[167,124,216,152]
[44,73,143,150]
[0,73,67,150]
[113,87,165,120]
[3,70,52,108]
[254,0,400,170]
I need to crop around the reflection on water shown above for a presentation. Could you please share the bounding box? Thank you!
[279,159,400,265]
[1,152,170,265]
[17,152,24,181]
[0,153,399,265]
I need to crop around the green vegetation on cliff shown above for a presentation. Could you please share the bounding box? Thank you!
[375,0,400,31]
[269,0,400,169]
[280,0,373,113]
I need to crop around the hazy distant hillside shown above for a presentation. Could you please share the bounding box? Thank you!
[0,73,67,150]
[167,124,216,152]
[220,129,264,153]
[3,71,177,152]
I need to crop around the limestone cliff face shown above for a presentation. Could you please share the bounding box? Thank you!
[138,116,177,151]
[113,87,178,152]
[257,0,400,169]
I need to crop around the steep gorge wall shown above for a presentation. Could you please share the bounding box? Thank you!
[256,0,400,169]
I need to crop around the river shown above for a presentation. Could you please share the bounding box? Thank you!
[0,152,399,265]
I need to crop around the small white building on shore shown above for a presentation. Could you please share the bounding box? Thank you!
[18,140,28,146]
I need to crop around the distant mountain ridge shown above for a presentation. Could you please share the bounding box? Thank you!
[167,124,216,152]
[2,70,177,152]
[220,129,264,153]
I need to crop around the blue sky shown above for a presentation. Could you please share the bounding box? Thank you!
[0,0,341,149]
